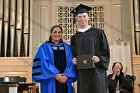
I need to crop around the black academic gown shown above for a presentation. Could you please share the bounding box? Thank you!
[70,27,110,93]
[108,72,134,93]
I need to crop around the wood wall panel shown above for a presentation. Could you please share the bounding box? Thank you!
[0,57,33,83]
[132,56,140,93]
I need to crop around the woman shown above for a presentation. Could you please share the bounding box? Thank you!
[32,25,77,93]
[108,62,135,93]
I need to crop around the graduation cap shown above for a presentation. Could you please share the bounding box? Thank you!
[71,4,92,23]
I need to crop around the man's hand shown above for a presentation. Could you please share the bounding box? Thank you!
[92,56,100,63]
[73,58,77,65]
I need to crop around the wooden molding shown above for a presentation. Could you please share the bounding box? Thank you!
[0,57,33,83]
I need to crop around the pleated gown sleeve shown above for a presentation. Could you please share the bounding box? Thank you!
[32,43,59,82]
[63,43,77,83]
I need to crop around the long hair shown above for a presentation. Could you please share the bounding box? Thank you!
[49,25,63,42]
[112,62,123,72]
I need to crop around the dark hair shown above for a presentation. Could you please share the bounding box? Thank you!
[112,62,123,72]
[49,25,63,42]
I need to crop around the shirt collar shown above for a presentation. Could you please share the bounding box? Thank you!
[77,25,91,32]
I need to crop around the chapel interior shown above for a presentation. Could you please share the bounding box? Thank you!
[0,0,140,93]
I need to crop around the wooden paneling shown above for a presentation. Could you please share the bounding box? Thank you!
[32,0,51,57]
[132,56,140,93]
[0,57,33,83]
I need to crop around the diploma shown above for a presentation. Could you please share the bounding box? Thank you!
[76,54,95,70]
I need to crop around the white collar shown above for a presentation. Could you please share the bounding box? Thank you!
[77,25,91,32]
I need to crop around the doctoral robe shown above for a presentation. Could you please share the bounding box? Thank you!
[32,41,77,93]
[70,27,110,93]
[108,72,135,93]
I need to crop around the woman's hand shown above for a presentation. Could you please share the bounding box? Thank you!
[55,73,63,81]
[124,67,128,76]
[112,73,116,80]
[55,74,68,83]
[62,75,68,83]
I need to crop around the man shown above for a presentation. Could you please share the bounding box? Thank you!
[70,4,110,93]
